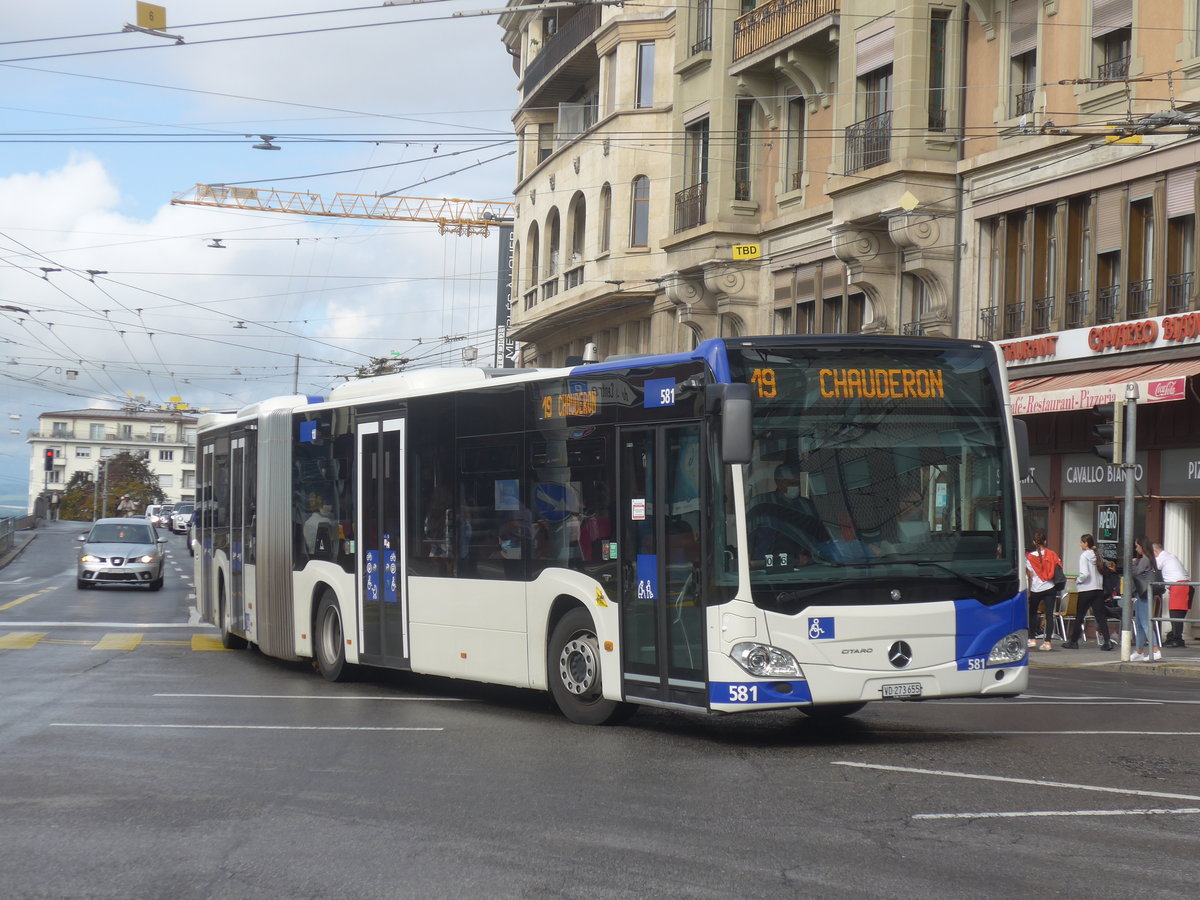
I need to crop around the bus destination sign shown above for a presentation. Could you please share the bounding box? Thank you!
[540,388,600,420]
[747,366,946,401]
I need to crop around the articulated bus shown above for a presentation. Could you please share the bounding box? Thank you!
[194,335,1030,724]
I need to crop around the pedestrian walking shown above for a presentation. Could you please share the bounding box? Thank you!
[1130,537,1162,662]
[1153,542,1191,648]
[1024,529,1060,651]
[1064,534,1112,650]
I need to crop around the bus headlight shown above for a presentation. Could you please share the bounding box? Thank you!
[987,631,1027,667]
[731,642,802,677]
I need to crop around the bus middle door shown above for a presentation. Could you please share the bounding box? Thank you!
[617,423,706,709]
[357,416,409,667]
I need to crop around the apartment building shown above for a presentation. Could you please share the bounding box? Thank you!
[499,1,1200,636]
[28,406,199,513]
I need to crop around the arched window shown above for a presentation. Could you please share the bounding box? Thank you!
[545,208,561,276]
[630,176,650,248]
[526,222,540,289]
[569,192,586,265]
[599,183,612,253]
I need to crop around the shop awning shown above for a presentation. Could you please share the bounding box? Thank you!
[1009,358,1200,415]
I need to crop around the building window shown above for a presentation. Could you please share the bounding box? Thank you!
[159,449,174,462]
[185,428,196,443]
[846,65,892,174]
[1032,205,1057,331]
[599,183,612,253]
[676,118,708,233]
[183,448,196,464]
[786,96,805,190]
[1167,214,1195,313]
[1009,0,1038,117]
[1129,197,1155,317]
[1003,210,1029,337]
[1097,26,1131,80]
[795,301,815,335]
[734,99,754,201]
[1011,50,1037,117]
[545,208,561,277]
[928,9,950,130]
[635,41,655,108]
[75,446,91,459]
[537,122,553,164]
[604,52,617,116]
[150,426,166,443]
[183,472,196,490]
[692,0,712,54]
[89,423,104,440]
[630,175,650,247]
[158,475,173,488]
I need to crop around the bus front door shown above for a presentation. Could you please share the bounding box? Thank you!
[357,416,409,667]
[618,424,706,709]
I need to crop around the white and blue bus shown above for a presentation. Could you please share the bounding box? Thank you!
[194,335,1030,724]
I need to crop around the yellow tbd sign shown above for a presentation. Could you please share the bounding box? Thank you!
[731,243,761,260]
[136,2,167,30]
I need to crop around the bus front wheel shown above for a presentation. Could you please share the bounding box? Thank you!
[547,608,633,726]
[315,592,350,682]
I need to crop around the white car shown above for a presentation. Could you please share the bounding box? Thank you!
[170,503,194,534]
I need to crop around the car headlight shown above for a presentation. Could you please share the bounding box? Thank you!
[731,642,803,677]
[987,630,1027,667]
[80,554,99,563]
[138,555,156,564]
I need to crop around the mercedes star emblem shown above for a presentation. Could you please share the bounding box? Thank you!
[888,640,913,668]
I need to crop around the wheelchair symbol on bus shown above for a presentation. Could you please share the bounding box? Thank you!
[808,617,834,640]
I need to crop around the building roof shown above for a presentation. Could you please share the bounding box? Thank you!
[40,408,198,424]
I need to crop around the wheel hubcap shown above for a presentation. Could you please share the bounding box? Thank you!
[558,634,598,696]
[320,607,341,663]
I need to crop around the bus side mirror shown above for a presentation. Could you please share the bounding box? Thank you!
[1012,416,1031,476]
[707,383,753,465]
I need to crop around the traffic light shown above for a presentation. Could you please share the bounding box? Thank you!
[43,449,55,471]
[1091,401,1124,464]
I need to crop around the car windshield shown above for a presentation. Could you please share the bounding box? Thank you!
[174,504,194,515]
[89,524,154,544]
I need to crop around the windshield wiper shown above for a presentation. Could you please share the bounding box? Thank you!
[900,560,1002,597]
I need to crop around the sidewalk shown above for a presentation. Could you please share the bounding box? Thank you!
[0,528,37,569]
[1028,632,1200,679]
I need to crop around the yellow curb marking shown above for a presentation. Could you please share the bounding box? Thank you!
[93,633,144,651]
[0,632,48,649]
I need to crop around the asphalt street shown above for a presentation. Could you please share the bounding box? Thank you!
[1,520,1198,899]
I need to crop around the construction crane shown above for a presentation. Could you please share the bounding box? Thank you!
[171,184,514,236]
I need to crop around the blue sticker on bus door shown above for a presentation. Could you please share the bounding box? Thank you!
[636,554,658,601]
[383,535,398,604]
[644,377,676,409]
[364,550,380,604]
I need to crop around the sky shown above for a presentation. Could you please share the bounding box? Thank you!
[0,0,520,512]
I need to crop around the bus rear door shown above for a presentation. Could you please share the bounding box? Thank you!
[617,423,706,709]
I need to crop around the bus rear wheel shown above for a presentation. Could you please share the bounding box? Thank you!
[315,592,350,682]
[219,588,247,650]
[547,608,632,726]
[801,702,866,720]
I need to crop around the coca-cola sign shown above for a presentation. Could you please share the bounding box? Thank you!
[1145,377,1185,402]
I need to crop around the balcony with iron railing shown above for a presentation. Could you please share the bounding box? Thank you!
[1014,86,1035,117]
[1128,278,1153,318]
[1097,283,1121,322]
[522,5,602,99]
[845,110,892,175]
[1167,272,1193,313]
[1032,296,1055,334]
[674,182,707,233]
[732,0,839,63]
[1097,56,1130,81]
[978,306,998,340]
[1003,301,1026,339]
[1066,289,1089,328]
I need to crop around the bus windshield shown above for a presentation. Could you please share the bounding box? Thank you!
[723,342,1019,611]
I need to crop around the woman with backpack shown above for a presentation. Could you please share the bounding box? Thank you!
[1064,533,1113,651]
[1024,529,1061,652]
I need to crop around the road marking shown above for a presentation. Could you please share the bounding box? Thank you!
[50,723,443,732]
[191,635,230,651]
[156,692,475,702]
[3,621,212,629]
[1024,693,1200,706]
[914,808,1200,820]
[94,633,143,651]
[832,761,1200,802]
[934,700,1156,706]
[0,632,47,649]
[0,587,58,612]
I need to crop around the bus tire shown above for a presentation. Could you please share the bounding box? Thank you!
[800,702,866,720]
[547,608,633,726]
[314,592,350,682]
[219,587,247,650]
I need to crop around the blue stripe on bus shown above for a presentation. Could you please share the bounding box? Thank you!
[954,594,1028,670]
[565,338,732,382]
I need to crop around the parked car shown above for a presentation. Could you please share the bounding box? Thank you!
[170,502,194,534]
[77,517,166,590]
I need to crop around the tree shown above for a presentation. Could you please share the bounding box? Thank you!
[58,452,165,521]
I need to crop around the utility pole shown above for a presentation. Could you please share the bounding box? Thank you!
[1119,383,1139,660]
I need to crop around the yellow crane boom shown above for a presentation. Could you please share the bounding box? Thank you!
[171,183,514,236]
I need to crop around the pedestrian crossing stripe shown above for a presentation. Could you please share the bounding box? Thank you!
[93,633,143,651]
[0,631,221,651]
